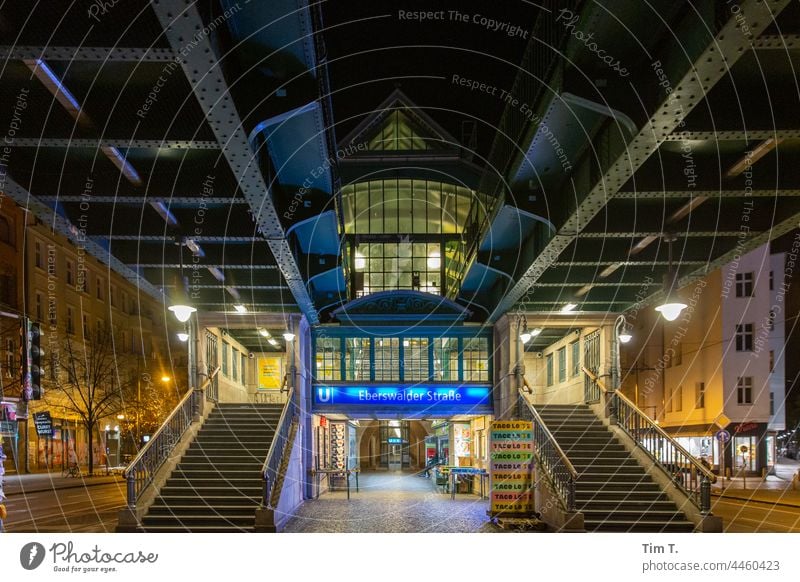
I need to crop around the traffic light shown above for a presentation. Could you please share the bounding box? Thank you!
[20,318,44,401]
[29,322,43,400]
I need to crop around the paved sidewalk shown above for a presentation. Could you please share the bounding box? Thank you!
[711,459,800,507]
[3,470,124,497]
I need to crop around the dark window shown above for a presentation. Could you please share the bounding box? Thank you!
[546,353,553,386]
[737,377,753,405]
[770,392,775,416]
[557,347,567,383]
[66,306,75,335]
[0,216,12,246]
[735,272,754,297]
[695,382,705,409]
[570,340,580,377]
[735,324,754,351]
[222,342,229,377]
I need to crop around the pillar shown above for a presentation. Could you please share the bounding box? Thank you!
[296,314,314,500]
[493,314,521,420]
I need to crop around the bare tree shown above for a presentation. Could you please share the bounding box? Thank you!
[45,327,134,475]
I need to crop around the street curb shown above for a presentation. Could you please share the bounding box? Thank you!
[712,492,800,509]
[5,478,124,497]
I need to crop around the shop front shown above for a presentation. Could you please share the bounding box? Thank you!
[667,422,771,476]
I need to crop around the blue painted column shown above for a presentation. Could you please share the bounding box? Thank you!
[297,315,315,500]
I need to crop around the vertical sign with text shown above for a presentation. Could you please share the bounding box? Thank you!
[490,420,534,515]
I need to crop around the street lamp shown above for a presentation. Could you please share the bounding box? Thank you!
[655,233,687,322]
[160,375,171,383]
[610,314,633,423]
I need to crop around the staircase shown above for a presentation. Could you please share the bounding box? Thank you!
[537,404,695,532]
[139,403,282,532]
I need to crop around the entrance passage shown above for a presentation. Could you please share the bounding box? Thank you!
[284,471,494,533]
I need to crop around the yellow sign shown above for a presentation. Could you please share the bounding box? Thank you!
[257,356,283,390]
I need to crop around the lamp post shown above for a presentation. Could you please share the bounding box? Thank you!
[610,314,632,423]
[168,237,201,418]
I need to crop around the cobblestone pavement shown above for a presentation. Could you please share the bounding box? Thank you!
[284,471,501,533]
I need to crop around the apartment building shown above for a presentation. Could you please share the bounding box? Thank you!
[621,243,787,475]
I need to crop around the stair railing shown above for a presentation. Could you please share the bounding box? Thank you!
[124,367,220,511]
[582,366,716,514]
[518,390,577,512]
[261,385,298,509]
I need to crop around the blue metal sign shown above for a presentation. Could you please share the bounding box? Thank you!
[715,429,731,443]
[313,385,491,413]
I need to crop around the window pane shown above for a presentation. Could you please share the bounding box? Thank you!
[345,338,370,381]
[404,338,430,381]
[463,337,489,382]
[374,338,400,381]
[433,338,458,381]
[315,337,342,381]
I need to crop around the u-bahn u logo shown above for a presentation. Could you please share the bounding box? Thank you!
[316,387,332,403]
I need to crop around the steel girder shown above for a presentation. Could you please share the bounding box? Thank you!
[488,0,793,323]
[149,0,319,323]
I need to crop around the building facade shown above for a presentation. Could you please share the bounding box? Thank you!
[1,200,184,473]
[620,243,786,475]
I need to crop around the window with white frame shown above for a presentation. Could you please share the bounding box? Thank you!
[735,272,754,297]
[736,377,753,405]
[735,323,754,351]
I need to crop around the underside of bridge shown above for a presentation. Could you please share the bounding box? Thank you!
[1,0,797,329]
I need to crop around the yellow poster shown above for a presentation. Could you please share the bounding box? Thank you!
[257,356,283,390]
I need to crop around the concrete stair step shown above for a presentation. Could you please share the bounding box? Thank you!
[581,509,686,520]
[584,519,695,533]
[178,458,264,472]
[576,482,661,492]
[164,477,263,488]
[160,486,263,497]
[139,525,253,533]
[573,473,651,482]
[575,490,670,501]
[147,504,258,516]
[577,500,680,511]
[156,495,261,506]
[185,450,269,458]
[577,466,646,476]
[172,470,260,479]
[142,514,256,527]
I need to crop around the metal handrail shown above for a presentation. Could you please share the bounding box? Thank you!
[124,367,220,510]
[581,366,716,513]
[261,385,297,509]
[519,390,578,512]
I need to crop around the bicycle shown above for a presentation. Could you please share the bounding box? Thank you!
[61,464,81,478]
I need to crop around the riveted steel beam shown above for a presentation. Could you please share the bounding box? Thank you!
[489,0,792,322]
[39,195,246,205]
[616,190,800,199]
[664,129,800,141]
[636,211,800,310]
[0,46,177,62]
[752,34,800,49]
[150,1,319,323]
[2,176,163,301]
[11,138,220,149]
[552,260,707,267]
[577,231,747,239]
[94,235,260,242]
[133,263,278,269]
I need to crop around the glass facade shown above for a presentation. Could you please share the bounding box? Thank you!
[313,332,491,384]
[343,179,489,298]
